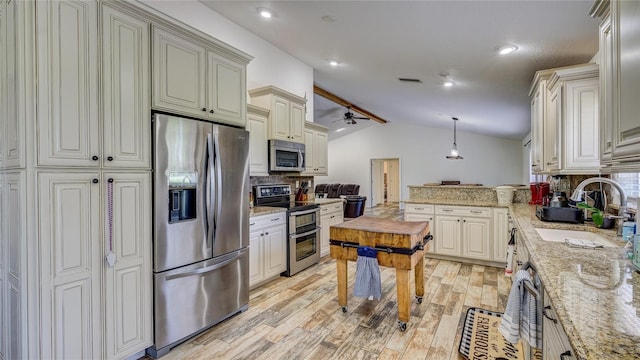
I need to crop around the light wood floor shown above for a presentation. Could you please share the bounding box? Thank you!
[155,204,512,360]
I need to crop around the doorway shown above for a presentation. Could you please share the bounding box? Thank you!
[370,158,400,206]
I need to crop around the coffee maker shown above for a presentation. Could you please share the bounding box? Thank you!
[529,182,550,205]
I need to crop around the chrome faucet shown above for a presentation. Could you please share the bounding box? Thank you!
[570,177,628,235]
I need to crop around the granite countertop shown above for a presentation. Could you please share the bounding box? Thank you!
[404,199,510,208]
[249,198,344,217]
[249,206,286,217]
[509,204,640,360]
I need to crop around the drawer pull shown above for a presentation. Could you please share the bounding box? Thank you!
[271,217,280,221]
[543,305,558,324]
[415,207,424,210]
[250,222,256,226]
[560,350,572,359]
[442,209,453,212]
[470,210,482,214]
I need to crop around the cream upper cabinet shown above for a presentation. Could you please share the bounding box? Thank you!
[246,104,270,176]
[103,172,152,359]
[36,0,100,167]
[320,202,344,257]
[529,70,552,174]
[249,86,307,143]
[598,9,614,167]
[38,172,103,360]
[206,51,246,125]
[1,0,26,169]
[152,27,206,117]
[152,26,250,127]
[302,122,329,176]
[101,3,150,169]
[610,0,640,169]
[548,64,600,174]
[530,64,600,174]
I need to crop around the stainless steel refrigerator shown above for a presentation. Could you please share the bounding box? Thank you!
[148,113,250,358]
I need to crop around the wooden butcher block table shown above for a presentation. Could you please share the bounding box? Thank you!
[329,216,431,331]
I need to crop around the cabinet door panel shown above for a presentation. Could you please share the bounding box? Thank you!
[152,27,206,117]
[462,217,491,260]
[434,216,460,256]
[492,209,509,262]
[249,229,263,287]
[38,172,101,360]
[600,14,614,164]
[564,79,599,170]
[246,111,269,176]
[303,128,315,174]
[102,4,150,168]
[545,86,560,171]
[103,172,152,358]
[36,0,99,166]
[264,224,286,278]
[208,52,245,126]
[271,96,290,140]
[289,102,305,143]
[614,0,640,161]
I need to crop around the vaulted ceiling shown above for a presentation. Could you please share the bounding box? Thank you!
[201,1,600,140]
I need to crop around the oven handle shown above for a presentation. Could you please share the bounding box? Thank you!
[290,227,321,239]
[289,208,319,217]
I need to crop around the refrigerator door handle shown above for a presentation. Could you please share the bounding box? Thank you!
[213,133,222,238]
[165,249,247,281]
[206,133,215,250]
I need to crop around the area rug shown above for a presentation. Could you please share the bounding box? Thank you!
[458,307,525,360]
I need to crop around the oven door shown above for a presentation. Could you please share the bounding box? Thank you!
[289,207,319,234]
[286,227,321,276]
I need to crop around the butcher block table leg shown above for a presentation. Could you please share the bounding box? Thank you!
[415,255,424,303]
[396,269,410,330]
[337,258,348,312]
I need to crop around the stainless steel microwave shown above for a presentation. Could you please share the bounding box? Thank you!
[269,139,305,172]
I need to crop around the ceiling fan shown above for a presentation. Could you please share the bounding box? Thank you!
[335,106,370,125]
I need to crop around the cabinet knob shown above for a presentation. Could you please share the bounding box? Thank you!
[560,351,572,359]
[92,155,99,161]
[209,109,215,114]
[265,232,269,235]
[92,178,99,184]
[108,178,113,183]
[457,219,460,222]
[107,156,114,161]
[201,107,207,112]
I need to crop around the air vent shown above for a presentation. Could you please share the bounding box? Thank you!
[398,78,422,83]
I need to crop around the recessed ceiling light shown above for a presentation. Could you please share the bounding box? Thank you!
[329,60,340,67]
[322,15,336,23]
[443,81,453,87]
[258,8,272,18]
[498,45,518,55]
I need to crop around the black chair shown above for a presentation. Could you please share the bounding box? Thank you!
[326,184,341,198]
[337,184,360,196]
[314,184,328,197]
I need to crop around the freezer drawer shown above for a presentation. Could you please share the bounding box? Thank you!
[151,248,249,355]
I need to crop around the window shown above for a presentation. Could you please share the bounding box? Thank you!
[612,173,640,210]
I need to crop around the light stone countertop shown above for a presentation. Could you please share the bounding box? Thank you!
[509,204,639,360]
[404,198,639,359]
[249,198,344,218]
[249,206,286,217]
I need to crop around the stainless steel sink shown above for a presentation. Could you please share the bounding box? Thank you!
[534,228,618,248]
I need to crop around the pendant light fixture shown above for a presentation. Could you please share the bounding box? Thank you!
[446,117,464,160]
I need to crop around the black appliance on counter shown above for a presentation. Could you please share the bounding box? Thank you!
[536,206,584,224]
[253,184,321,276]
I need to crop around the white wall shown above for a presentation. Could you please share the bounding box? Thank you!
[522,132,532,184]
[315,123,523,203]
[139,0,315,120]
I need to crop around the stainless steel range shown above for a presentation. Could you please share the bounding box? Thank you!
[253,184,321,276]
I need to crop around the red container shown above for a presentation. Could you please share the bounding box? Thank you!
[529,182,550,205]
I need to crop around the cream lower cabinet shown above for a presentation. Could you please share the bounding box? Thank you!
[320,202,344,257]
[493,208,509,262]
[38,171,152,359]
[303,122,329,176]
[246,104,270,176]
[434,206,492,261]
[0,171,27,359]
[249,212,287,288]
[543,288,576,359]
[404,204,435,249]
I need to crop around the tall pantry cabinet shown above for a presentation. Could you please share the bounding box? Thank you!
[1,1,153,359]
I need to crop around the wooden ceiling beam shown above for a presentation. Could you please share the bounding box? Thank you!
[313,85,387,124]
